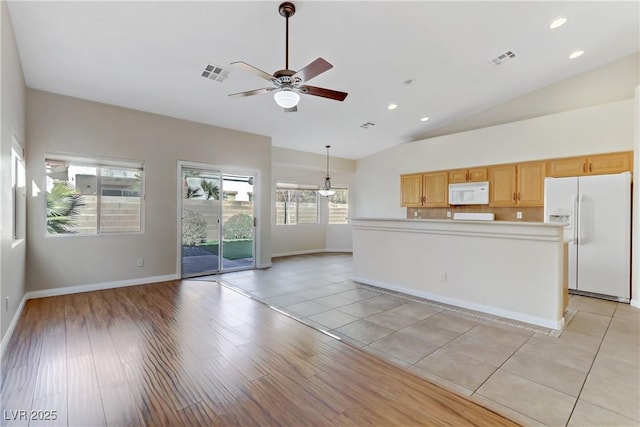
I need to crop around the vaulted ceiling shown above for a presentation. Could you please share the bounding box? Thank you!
[7,1,639,159]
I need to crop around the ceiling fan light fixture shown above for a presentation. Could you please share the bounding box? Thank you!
[274,89,300,108]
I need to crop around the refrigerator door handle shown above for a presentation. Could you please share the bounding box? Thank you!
[578,194,585,245]
[570,194,578,245]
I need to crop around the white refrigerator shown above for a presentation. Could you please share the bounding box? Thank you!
[544,172,631,301]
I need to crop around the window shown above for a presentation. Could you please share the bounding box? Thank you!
[45,154,144,235]
[328,188,349,224]
[11,142,26,242]
[275,183,318,225]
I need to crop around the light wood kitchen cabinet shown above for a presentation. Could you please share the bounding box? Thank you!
[400,174,424,207]
[588,152,632,175]
[489,161,545,207]
[488,164,517,206]
[423,172,449,207]
[448,167,488,183]
[400,172,448,207]
[546,151,632,177]
[516,161,546,206]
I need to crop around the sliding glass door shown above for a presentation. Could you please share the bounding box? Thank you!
[180,164,255,277]
[181,166,222,277]
[220,174,255,271]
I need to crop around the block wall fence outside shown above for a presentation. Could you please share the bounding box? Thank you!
[66,197,255,239]
[182,199,253,242]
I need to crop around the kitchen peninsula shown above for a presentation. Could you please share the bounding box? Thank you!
[351,218,567,329]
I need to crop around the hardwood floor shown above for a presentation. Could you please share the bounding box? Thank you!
[1,280,518,426]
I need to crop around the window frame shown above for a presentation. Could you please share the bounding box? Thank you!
[275,183,319,226]
[327,187,349,225]
[44,153,145,236]
[11,138,26,244]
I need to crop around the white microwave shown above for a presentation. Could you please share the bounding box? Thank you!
[448,181,489,205]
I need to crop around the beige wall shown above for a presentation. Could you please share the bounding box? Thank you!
[1,1,27,344]
[26,89,272,292]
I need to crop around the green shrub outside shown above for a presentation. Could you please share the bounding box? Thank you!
[182,210,207,245]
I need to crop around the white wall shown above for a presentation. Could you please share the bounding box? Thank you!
[26,89,272,292]
[352,219,565,329]
[272,147,355,256]
[354,99,635,218]
[0,1,27,344]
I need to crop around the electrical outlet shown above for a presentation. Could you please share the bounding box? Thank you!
[413,211,418,217]
[439,272,447,282]
[516,211,523,219]
[137,258,144,267]
[446,211,451,218]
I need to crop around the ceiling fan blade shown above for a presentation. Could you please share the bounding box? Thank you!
[228,87,275,98]
[230,61,275,82]
[284,106,298,113]
[292,57,333,83]
[300,85,348,102]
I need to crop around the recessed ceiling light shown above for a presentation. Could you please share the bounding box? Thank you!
[549,17,567,29]
[420,116,430,122]
[569,50,584,59]
[388,103,398,110]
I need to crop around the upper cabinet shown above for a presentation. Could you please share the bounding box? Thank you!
[423,172,449,207]
[488,164,517,207]
[547,152,632,177]
[517,161,546,206]
[400,172,448,207]
[488,161,545,207]
[400,174,424,207]
[448,167,488,184]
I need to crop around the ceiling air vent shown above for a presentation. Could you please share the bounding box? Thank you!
[490,50,516,66]
[201,64,230,82]
[360,122,376,129]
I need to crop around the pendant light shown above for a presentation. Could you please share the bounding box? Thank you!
[318,145,335,197]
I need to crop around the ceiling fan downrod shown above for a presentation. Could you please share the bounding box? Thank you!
[279,2,295,71]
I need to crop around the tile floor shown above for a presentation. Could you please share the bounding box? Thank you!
[201,253,640,426]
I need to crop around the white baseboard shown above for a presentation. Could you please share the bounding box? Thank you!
[272,249,352,258]
[353,276,564,330]
[324,248,353,253]
[631,298,640,309]
[1,273,179,362]
[272,249,325,258]
[25,274,180,300]
[1,293,28,360]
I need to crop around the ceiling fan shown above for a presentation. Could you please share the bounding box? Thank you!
[228,2,348,112]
